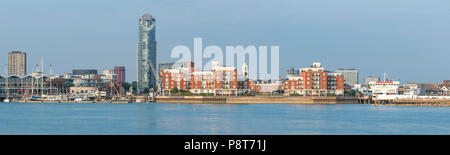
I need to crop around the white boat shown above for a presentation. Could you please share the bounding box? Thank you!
[3,99,10,103]
[74,97,89,102]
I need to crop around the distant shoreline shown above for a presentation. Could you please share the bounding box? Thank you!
[380,103,450,107]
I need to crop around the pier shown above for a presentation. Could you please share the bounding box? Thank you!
[357,96,450,106]
[155,96,359,104]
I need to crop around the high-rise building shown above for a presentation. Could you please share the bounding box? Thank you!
[284,62,345,96]
[364,76,380,86]
[137,13,157,94]
[8,51,27,76]
[115,66,126,83]
[336,69,359,86]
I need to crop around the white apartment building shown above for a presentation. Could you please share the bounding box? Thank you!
[403,84,422,96]
[369,81,400,97]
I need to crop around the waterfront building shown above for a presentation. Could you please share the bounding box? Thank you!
[364,76,380,86]
[336,69,359,87]
[402,84,422,96]
[159,62,194,95]
[160,61,344,96]
[0,75,60,98]
[301,62,328,95]
[137,13,157,94]
[159,62,191,71]
[368,81,400,97]
[161,66,192,93]
[102,69,117,81]
[64,70,121,98]
[237,63,250,94]
[442,85,450,96]
[251,80,283,95]
[8,51,27,76]
[416,83,443,96]
[159,62,192,86]
[439,81,450,96]
[444,80,450,85]
[283,76,302,95]
[353,84,372,96]
[237,80,250,94]
[301,62,344,96]
[69,86,99,98]
[161,61,239,96]
[327,72,346,95]
[283,62,345,96]
[115,66,126,83]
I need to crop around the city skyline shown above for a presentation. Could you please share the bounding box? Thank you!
[1,0,450,83]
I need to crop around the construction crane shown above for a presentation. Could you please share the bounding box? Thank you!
[109,79,123,98]
[148,58,160,93]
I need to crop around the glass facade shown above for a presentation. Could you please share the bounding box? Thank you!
[336,69,359,86]
[137,14,157,94]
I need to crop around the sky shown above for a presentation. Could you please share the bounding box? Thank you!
[1,0,449,83]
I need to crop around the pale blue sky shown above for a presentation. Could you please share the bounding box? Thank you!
[1,0,449,83]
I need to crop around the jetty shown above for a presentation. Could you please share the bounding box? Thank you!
[358,96,450,107]
[154,96,358,104]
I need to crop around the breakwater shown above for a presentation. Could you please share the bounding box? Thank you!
[154,96,358,104]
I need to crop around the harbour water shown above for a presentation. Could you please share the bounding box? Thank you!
[1,102,450,135]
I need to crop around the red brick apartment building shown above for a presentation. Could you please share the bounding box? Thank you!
[161,61,240,96]
[161,61,344,96]
[283,62,345,96]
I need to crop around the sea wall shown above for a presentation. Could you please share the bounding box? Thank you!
[154,96,358,104]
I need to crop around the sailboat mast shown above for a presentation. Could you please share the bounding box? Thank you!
[4,64,8,99]
[41,57,44,97]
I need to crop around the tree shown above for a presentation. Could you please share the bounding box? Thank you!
[122,82,132,92]
[344,90,357,96]
[143,88,150,94]
[170,87,179,94]
[131,81,137,93]
[180,90,193,96]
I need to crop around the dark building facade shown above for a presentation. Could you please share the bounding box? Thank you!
[72,69,98,75]
[115,66,126,83]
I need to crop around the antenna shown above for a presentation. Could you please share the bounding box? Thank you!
[49,64,53,95]
[49,64,53,76]
[5,64,9,99]
[41,57,44,97]
[4,64,7,75]
[41,57,44,75]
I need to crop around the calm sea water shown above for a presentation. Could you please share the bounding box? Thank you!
[1,102,450,135]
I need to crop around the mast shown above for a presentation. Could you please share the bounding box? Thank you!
[49,64,53,95]
[32,66,35,96]
[41,57,44,97]
[4,64,9,99]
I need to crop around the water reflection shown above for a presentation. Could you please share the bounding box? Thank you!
[1,102,450,135]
